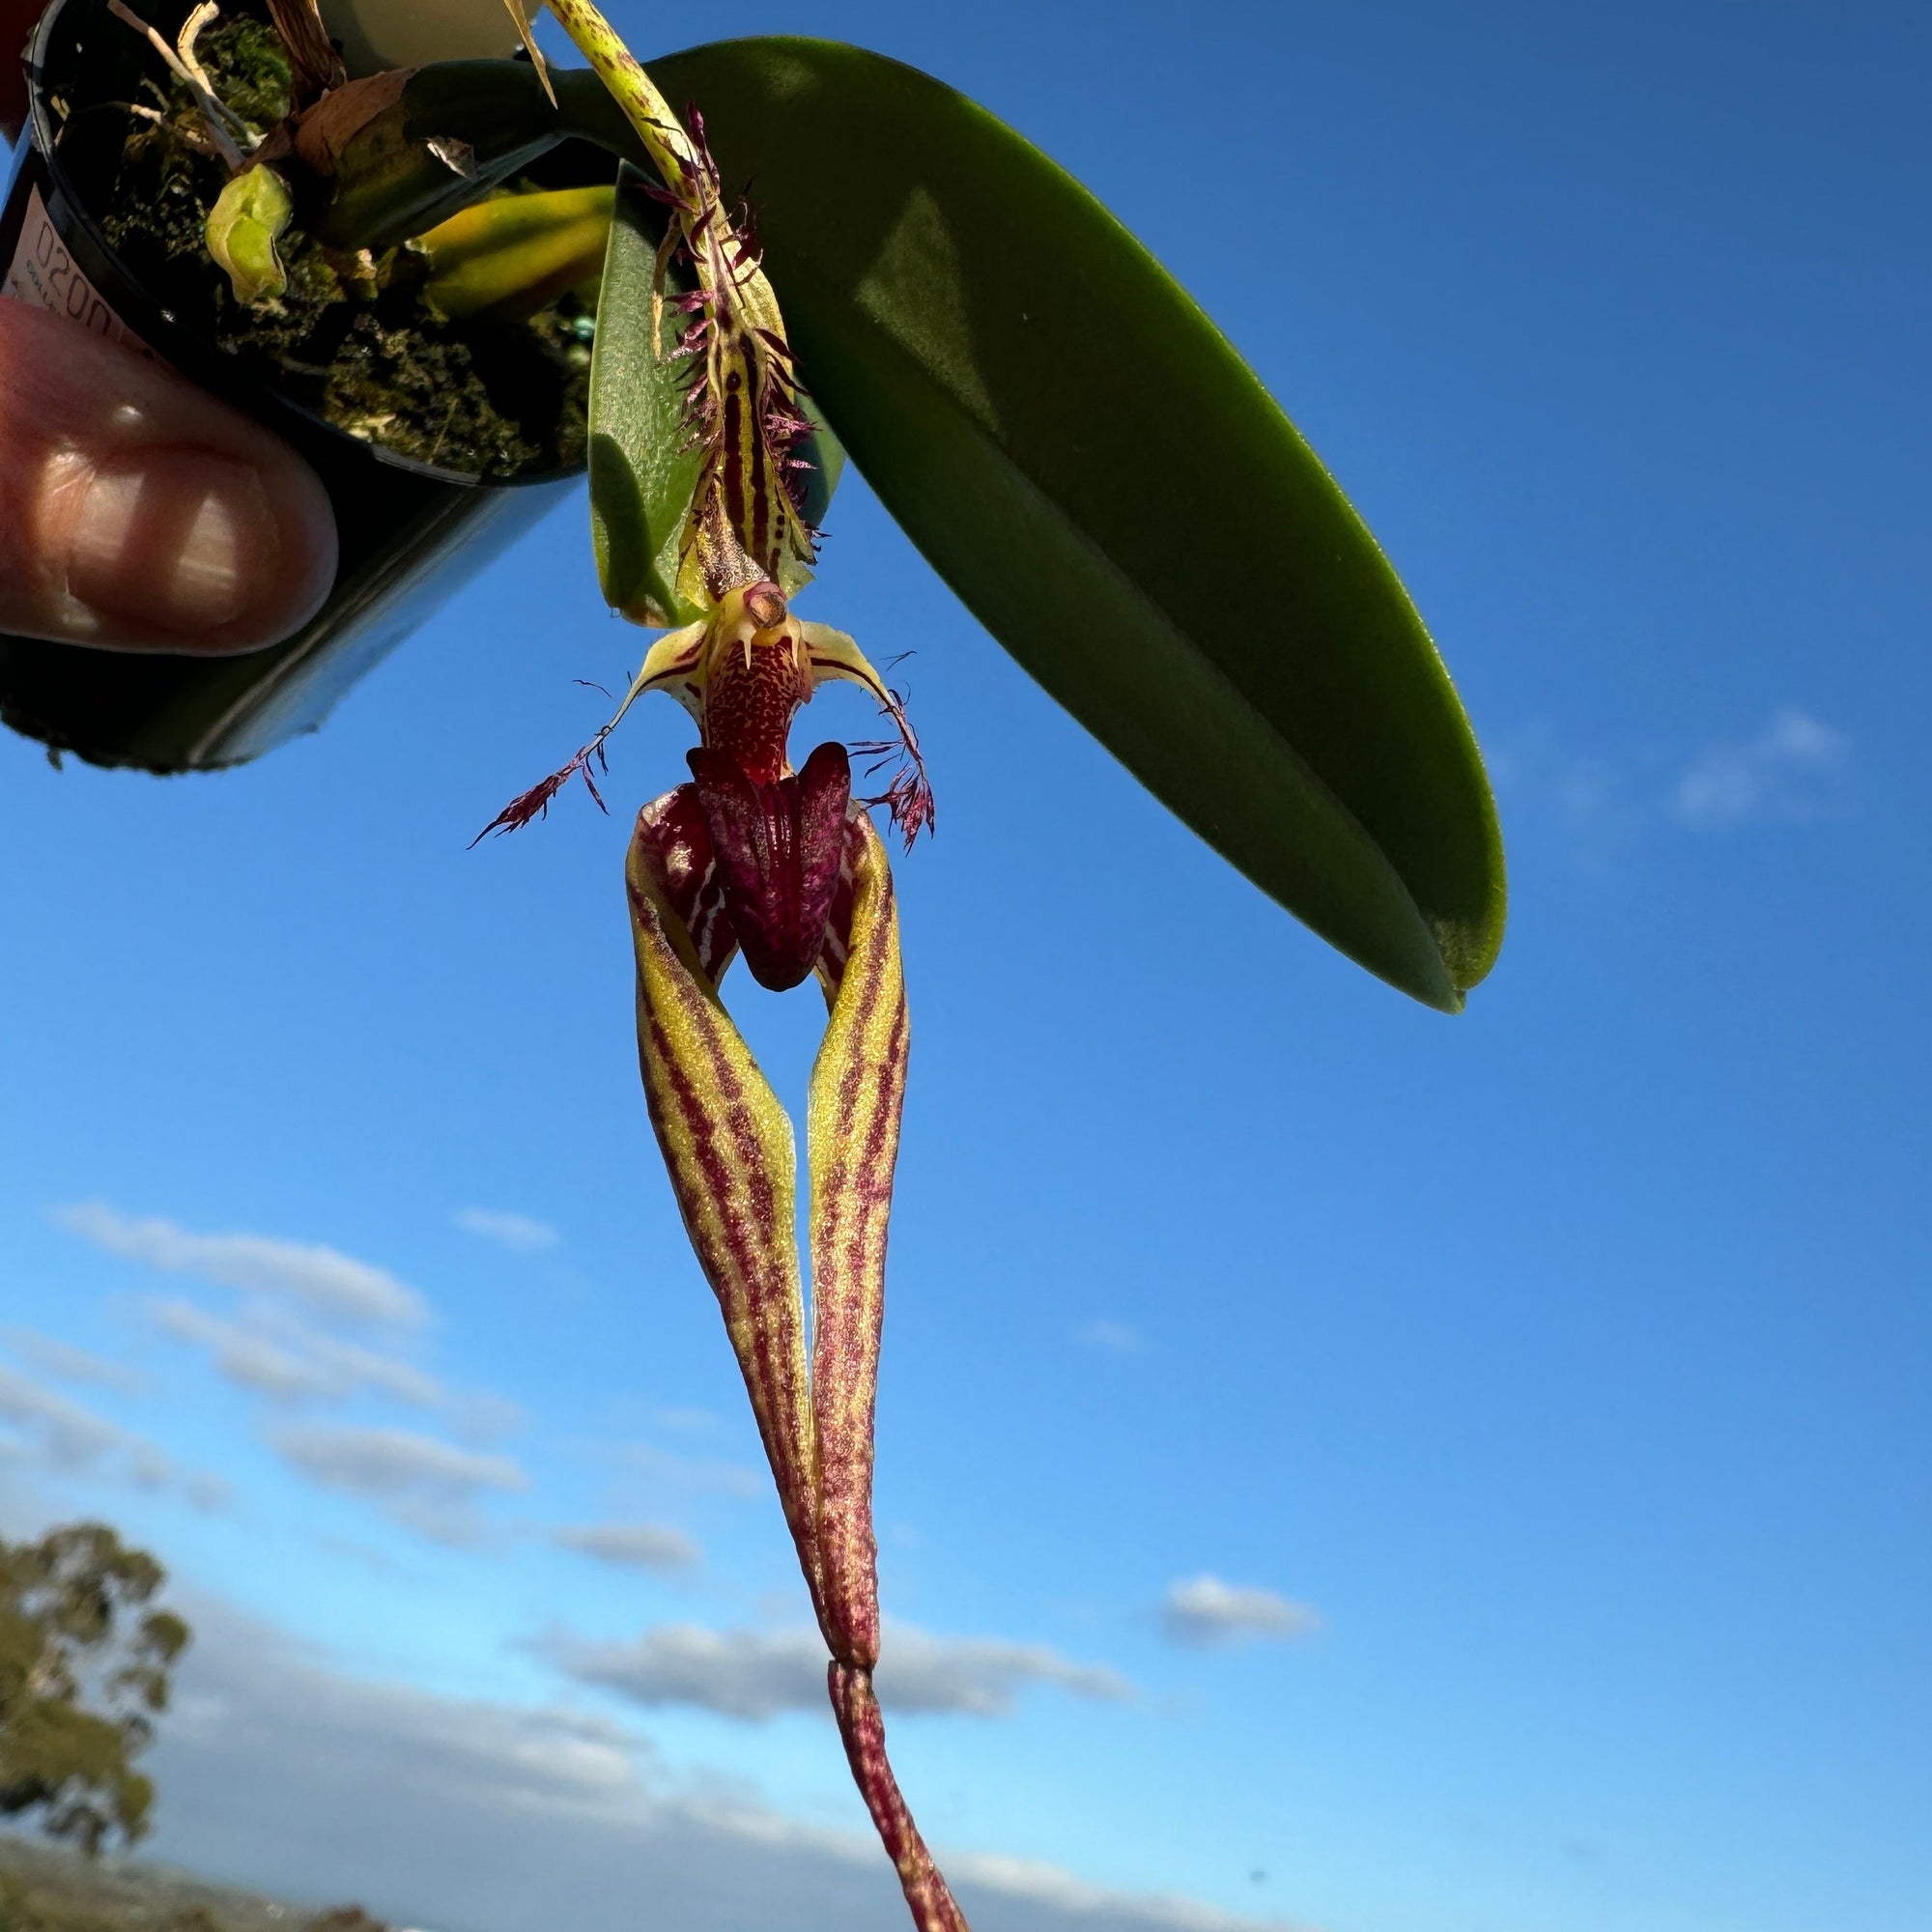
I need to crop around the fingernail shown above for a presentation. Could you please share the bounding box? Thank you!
[62,448,279,637]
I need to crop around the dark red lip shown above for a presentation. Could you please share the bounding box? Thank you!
[688,740,852,990]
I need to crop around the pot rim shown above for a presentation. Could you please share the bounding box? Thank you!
[21,0,588,489]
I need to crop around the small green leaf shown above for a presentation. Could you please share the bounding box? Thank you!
[649,39,1504,1009]
[589,168,705,628]
[794,395,847,537]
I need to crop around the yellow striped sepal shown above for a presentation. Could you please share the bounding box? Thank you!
[625,796,909,1671]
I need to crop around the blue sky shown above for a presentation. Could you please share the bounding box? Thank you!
[3,3,1928,1930]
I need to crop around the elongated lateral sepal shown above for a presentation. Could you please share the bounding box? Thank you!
[807,814,907,1667]
[627,802,823,1603]
[631,794,958,1930]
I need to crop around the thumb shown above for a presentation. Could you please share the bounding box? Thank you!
[0,301,337,653]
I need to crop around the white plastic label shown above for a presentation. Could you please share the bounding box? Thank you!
[3,183,153,355]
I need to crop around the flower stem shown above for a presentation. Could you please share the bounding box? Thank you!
[522,0,693,212]
[831,1664,973,1932]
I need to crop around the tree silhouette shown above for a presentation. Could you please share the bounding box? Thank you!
[0,1522,191,1853]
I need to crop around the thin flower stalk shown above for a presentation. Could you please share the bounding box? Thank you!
[832,1662,971,1932]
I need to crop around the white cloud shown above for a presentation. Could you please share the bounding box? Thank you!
[1673,707,1851,830]
[880,1626,1134,1714]
[1076,1321,1145,1354]
[1161,1577,1322,1649]
[149,1298,443,1408]
[544,1621,1132,1721]
[147,1600,1300,1932]
[273,1425,528,1544]
[0,1364,226,1508]
[449,1389,528,1443]
[552,1522,700,1572]
[942,1853,1295,1932]
[2,1326,146,1395]
[1492,708,1854,859]
[0,1364,126,1468]
[454,1208,560,1253]
[648,1405,723,1435]
[56,1203,428,1326]
[618,1442,766,1501]
[1669,711,1847,831]
[1486,726,1639,852]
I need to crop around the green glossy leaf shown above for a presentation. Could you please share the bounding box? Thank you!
[648,39,1504,1009]
[589,168,706,627]
[793,397,848,535]
[588,169,848,626]
[312,63,646,250]
[418,184,612,320]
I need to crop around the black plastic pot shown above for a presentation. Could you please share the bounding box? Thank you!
[0,0,590,772]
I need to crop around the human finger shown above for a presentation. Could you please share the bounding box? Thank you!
[0,300,337,653]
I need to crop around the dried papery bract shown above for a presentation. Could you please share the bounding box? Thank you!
[266,0,346,100]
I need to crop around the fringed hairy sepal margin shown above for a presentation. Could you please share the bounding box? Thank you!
[658,111,821,602]
[535,0,820,602]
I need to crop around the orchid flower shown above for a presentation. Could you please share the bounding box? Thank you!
[620,592,954,1928]
[460,2,1507,1924]
[478,3,964,1922]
